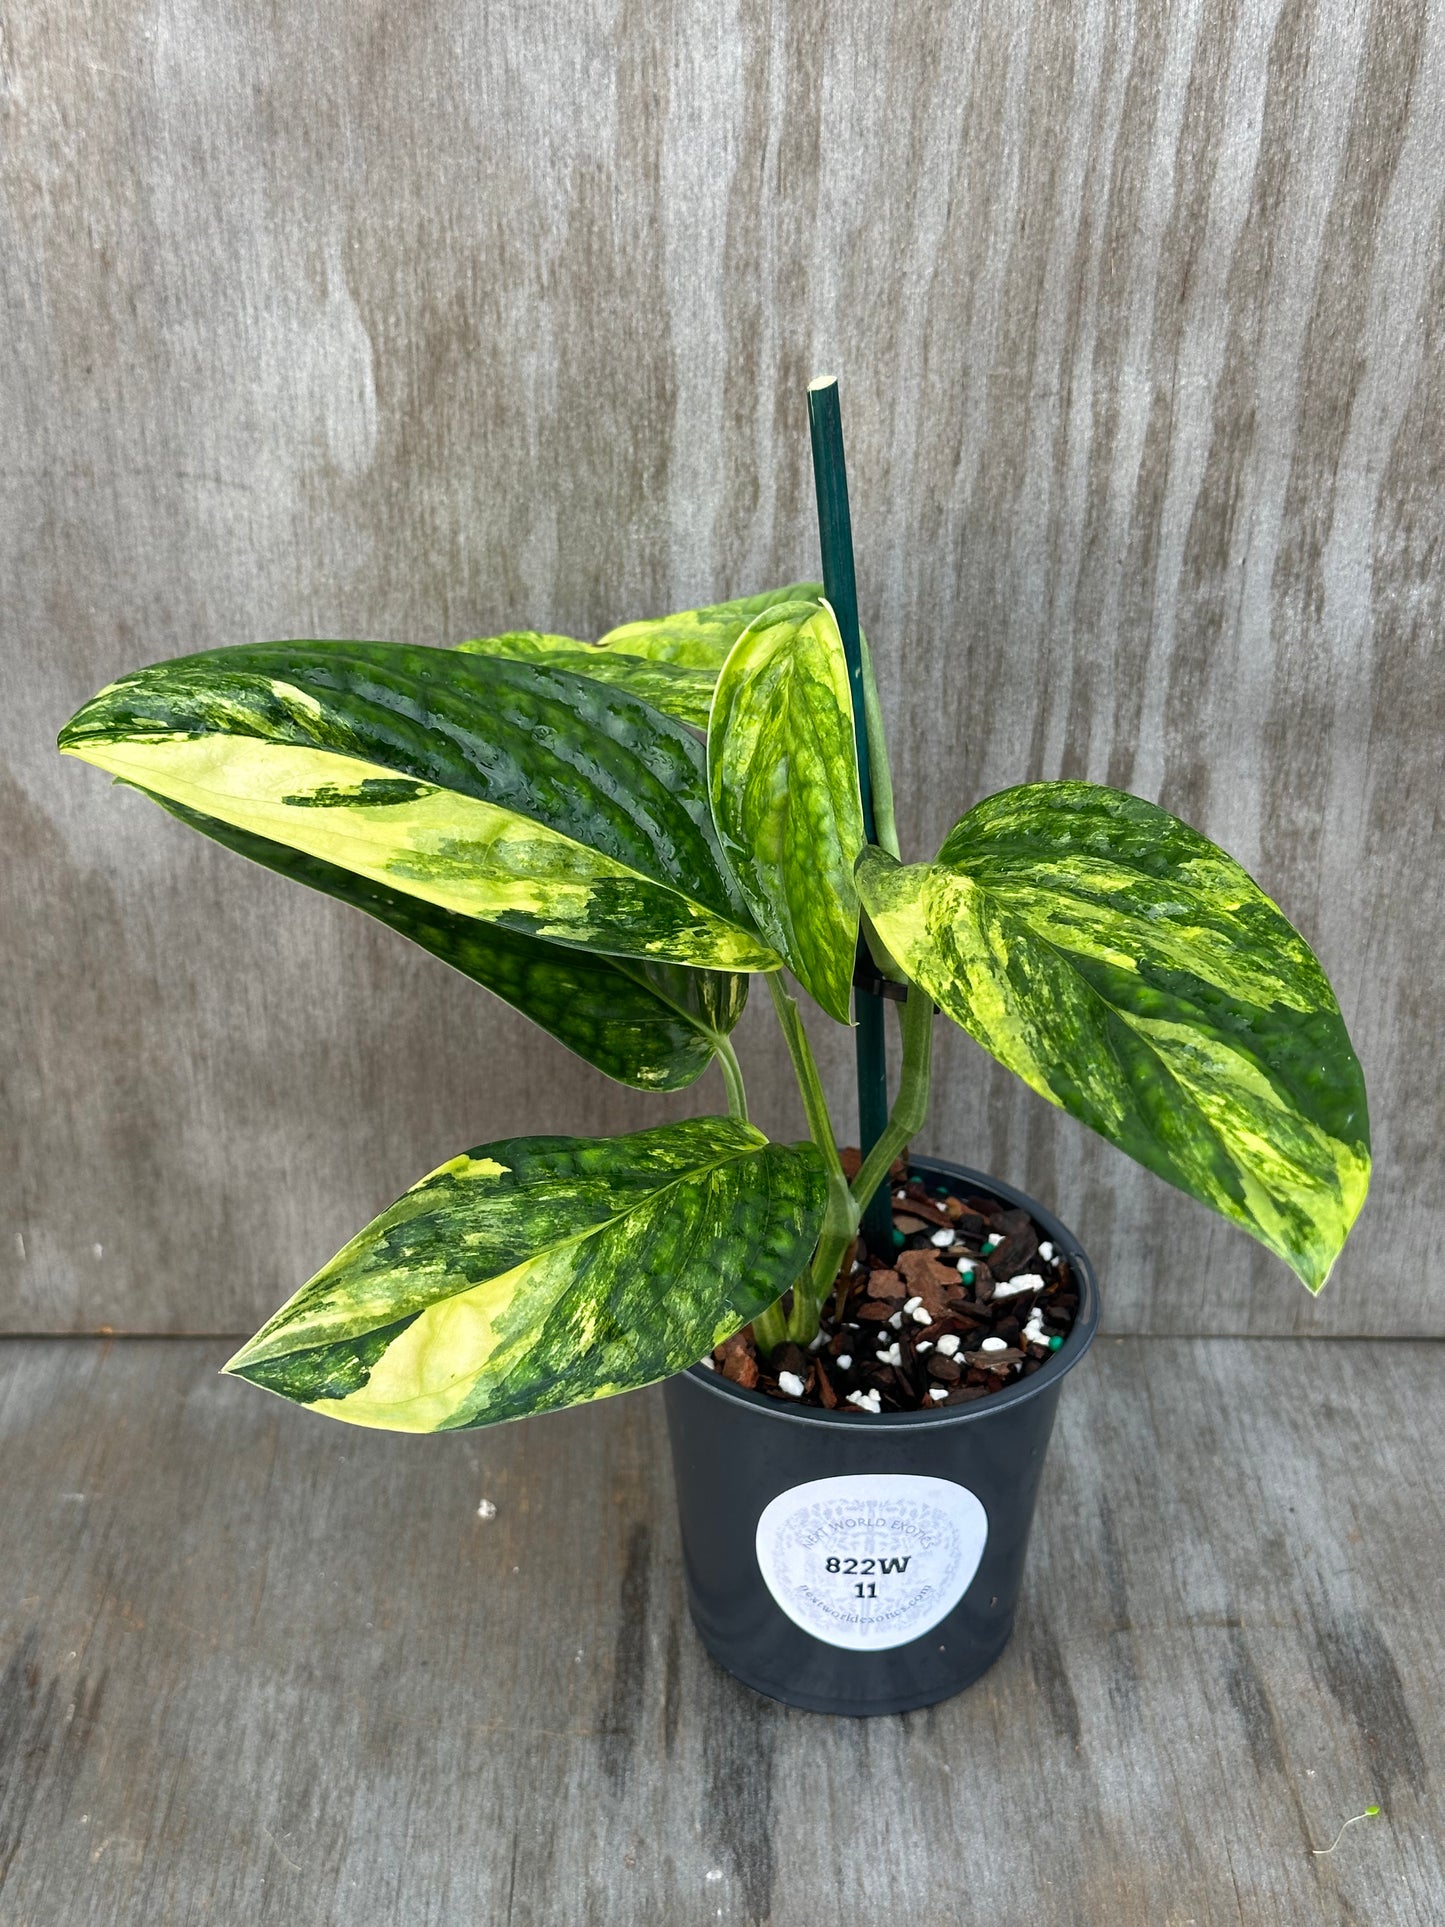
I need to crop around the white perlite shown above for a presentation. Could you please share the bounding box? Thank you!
[916,1340,933,1354]
[928,1387,949,1402]
[1038,1241,1054,1262]
[847,1388,882,1414]
[930,1228,953,1247]
[1022,1312,1047,1348]
[980,1336,1008,1353]
[477,1499,498,1520]
[836,1354,853,1370]
[877,1342,903,1368]
[903,1294,923,1313]
[935,1333,961,1356]
[777,1371,806,1398]
[911,1304,932,1325]
[993,1271,1044,1298]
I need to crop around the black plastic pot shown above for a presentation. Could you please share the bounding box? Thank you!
[663,1154,1099,1716]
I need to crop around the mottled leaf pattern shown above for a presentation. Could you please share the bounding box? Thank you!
[454,631,716,727]
[147,794,747,1090]
[708,600,865,1022]
[225,1119,827,1431]
[856,783,1369,1290]
[59,642,777,969]
[596,583,824,669]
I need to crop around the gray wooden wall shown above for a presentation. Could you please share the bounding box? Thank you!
[4,0,1441,1338]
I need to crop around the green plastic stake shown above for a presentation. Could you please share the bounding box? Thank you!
[807,374,893,1255]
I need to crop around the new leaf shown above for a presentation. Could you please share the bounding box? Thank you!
[225,1119,827,1431]
[856,782,1370,1290]
[708,600,866,1022]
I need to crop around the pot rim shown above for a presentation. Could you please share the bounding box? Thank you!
[679,1153,1099,1431]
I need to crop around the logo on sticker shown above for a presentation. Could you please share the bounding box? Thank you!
[754,1473,988,1651]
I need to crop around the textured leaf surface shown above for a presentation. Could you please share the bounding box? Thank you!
[708,600,864,1021]
[596,583,824,669]
[149,794,747,1090]
[856,783,1370,1290]
[59,642,776,969]
[454,631,717,728]
[225,1118,827,1431]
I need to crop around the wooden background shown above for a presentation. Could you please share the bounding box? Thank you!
[3,0,1441,1338]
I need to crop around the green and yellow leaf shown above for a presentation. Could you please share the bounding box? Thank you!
[59,642,777,971]
[708,600,865,1022]
[454,631,717,729]
[856,782,1370,1290]
[148,794,747,1091]
[224,1118,826,1431]
[596,583,824,669]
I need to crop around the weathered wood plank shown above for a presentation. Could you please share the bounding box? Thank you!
[2,0,1442,1333]
[1,1337,1441,1924]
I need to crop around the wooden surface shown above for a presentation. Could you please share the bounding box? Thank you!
[1,1335,1441,1925]
[3,0,1443,1336]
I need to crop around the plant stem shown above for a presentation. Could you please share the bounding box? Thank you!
[715,1036,749,1122]
[763,970,859,1348]
[859,633,900,859]
[765,973,845,1183]
[850,980,934,1218]
[750,1299,789,1356]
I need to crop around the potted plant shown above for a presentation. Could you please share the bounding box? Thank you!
[58,379,1368,1716]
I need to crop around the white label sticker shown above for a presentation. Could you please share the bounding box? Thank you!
[754,1473,988,1652]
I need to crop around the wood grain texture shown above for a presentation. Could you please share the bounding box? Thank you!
[2,0,1442,1333]
[1,1336,1441,1923]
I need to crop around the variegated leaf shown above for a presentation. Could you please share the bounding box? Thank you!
[454,631,717,728]
[59,642,777,970]
[224,1118,827,1431]
[708,600,865,1022]
[148,793,747,1090]
[856,782,1370,1290]
[596,583,824,669]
